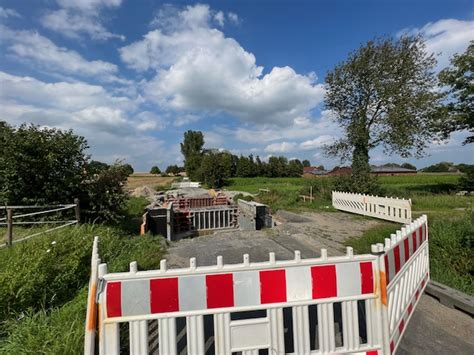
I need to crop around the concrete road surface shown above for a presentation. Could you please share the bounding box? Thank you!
[165,210,474,354]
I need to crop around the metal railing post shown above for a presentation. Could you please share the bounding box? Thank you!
[74,198,81,223]
[5,208,13,247]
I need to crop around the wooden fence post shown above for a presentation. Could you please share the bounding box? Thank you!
[6,208,13,247]
[74,198,81,224]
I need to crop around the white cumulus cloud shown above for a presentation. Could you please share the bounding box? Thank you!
[399,19,474,70]
[0,7,21,18]
[120,4,324,126]
[0,26,121,82]
[41,0,124,40]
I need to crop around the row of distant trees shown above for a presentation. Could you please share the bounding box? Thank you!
[149,165,185,176]
[179,130,308,187]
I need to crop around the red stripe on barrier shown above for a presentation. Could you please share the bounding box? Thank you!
[106,281,122,317]
[384,255,390,284]
[403,238,410,262]
[394,245,401,273]
[311,265,337,299]
[415,290,420,300]
[390,341,395,354]
[399,318,405,333]
[260,269,287,304]
[360,262,374,294]
[412,231,418,252]
[418,226,423,246]
[206,273,234,309]
[366,351,378,355]
[150,277,179,313]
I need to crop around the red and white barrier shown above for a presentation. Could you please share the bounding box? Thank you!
[371,215,429,354]
[105,260,374,318]
[85,215,429,355]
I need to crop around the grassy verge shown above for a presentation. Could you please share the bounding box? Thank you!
[226,177,334,212]
[0,196,165,353]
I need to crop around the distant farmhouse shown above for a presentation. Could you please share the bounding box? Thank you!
[370,166,418,176]
[303,166,327,176]
[304,165,417,177]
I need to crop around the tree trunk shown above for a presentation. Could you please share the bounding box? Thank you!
[351,131,373,193]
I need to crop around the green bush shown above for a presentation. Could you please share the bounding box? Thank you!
[0,122,87,205]
[333,173,381,195]
[80,162,131,223]
[459,171,474,191]
[0,123,132,223]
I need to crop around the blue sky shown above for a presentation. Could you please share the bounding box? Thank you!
[0,0,473,171]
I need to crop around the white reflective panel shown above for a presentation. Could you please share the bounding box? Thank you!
[233,271,260,307]
[178,275,206,311]
[286,266,311,301]
[336,262,361,297]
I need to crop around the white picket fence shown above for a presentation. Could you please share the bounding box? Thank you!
[84,215,429,355]
[332,191,412,224]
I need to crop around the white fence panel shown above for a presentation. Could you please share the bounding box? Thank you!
[332,191,412,224]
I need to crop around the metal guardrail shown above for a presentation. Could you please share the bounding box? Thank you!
[0,199,80,248]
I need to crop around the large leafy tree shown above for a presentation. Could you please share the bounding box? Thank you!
[198,151,232,188]
[324,36,442,191]
[180,130,204,180]
[438,41,474,144]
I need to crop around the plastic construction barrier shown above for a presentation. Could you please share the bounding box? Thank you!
[332,191,412,224]
[85,215,429,355]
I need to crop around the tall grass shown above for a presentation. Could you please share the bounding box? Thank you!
[345,212,473,295]
[0,289,88,354]
[0,221,164,352]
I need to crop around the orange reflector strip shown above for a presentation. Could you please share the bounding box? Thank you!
[380,271,387,306]
[86,283,97,331]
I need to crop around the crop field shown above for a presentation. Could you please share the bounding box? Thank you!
[126,173,177,191]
